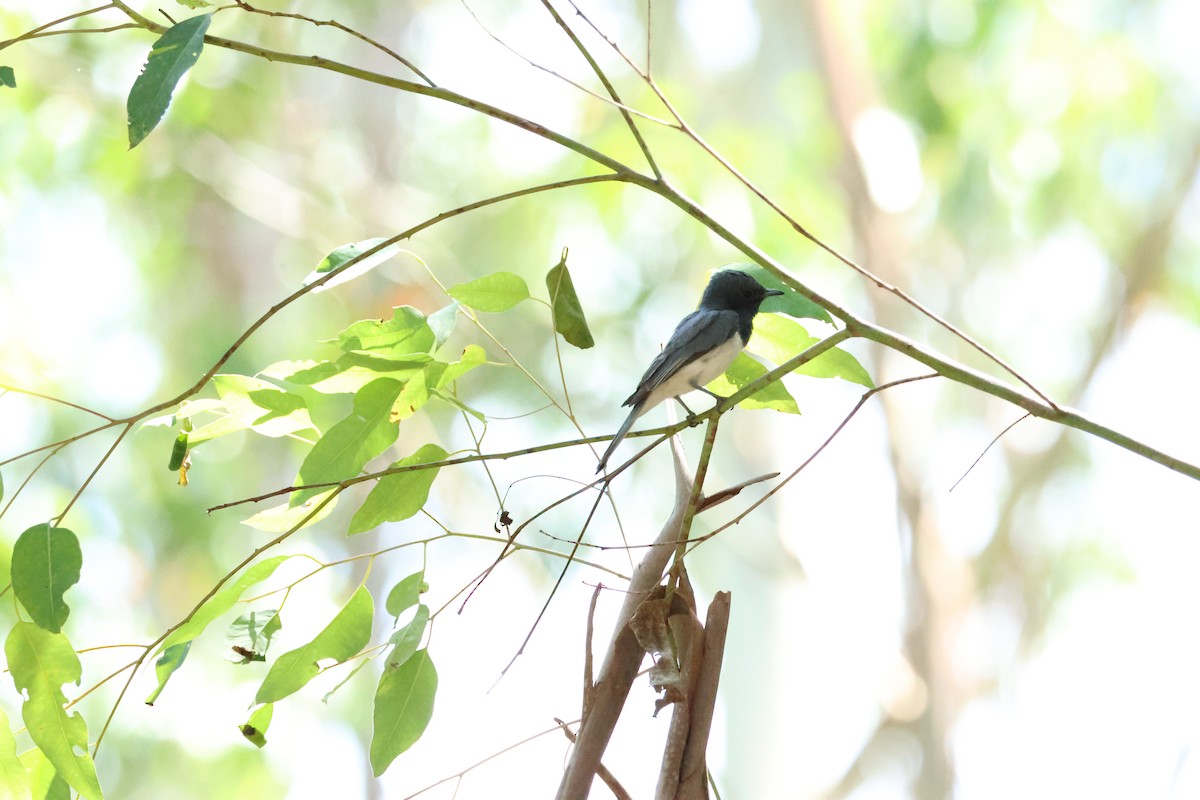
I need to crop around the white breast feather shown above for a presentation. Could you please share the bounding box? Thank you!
[639,334,744,412]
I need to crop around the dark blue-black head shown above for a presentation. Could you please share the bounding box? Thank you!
[699,269,784,313]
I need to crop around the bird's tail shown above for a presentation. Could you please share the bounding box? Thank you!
[596,403,643,473]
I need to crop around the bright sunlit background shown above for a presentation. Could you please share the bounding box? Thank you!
[3,0,1200,798]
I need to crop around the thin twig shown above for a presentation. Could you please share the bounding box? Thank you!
[77,0,1200,486]
[91,488,342,757]
[949,413,1031,493]
[401,719,584,800]
[689,374,941,552]
[0,445,63,524]
[537,0,663,179]
[211,329,857,513]
[0,3,117,51]
[563,0,1057,410]
[457,0,673,129]
[54,423,132,527]
[231,0,435,86]
[0,384,115,421]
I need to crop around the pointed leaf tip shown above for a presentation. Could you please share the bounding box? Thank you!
[545,254,594,349]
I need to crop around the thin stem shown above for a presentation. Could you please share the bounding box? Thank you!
[0,445,63,524]
[110,1,633,175]
[65,661,138,709]
[54,423,132,527]
[563,0,1055,409]
[92,489,342,757]
[401,719,584,800]
[690,373,941,551]
[230,0,435,86]
[845,318,1200,481]
[457,0,673,128]
[949,413,1031,492]
[207,328,851,511]
[537,0,662,179]
[102,0,1200,482]
[0,384,115,421]
[667,415,718,588]
[0,3,117,51]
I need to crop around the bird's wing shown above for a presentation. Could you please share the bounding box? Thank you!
[623,308,738,406]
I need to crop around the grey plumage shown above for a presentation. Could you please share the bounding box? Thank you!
[596,270,783,473]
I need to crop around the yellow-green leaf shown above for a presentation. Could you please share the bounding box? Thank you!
[239,704,273,749]
[11,525,81,634]
[147,555,295,703]
[750,315,873,388]
[291,378,404,506]
[447,272,529,312]
[370,649,437,776]
[0,705,31,800]
[709,353,799,414]
[5,624,101,800]
[241,489,338,533]
[348,445,448,535]
[255,585,373,704]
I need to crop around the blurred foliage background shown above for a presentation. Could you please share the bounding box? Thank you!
[3,0,1200,798]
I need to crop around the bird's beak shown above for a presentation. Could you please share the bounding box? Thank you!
[766,289,785,297]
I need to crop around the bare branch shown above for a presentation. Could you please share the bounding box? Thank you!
[231,0,436,86]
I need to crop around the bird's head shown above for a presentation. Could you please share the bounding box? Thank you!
[700,269,785,312]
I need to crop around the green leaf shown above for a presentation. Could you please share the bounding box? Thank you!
[149,643,190,706]
[0,470,4,504]
[146,555,294,704]
[241,489,338,533]
[0,67,15,90]
[127,14,211,148]
[239,704,272,749]
[11,525,82,634]
[709,353,799,414]
[225,609,281,663]
[0,705,31,800]
[750,315,873,388]
[725,263,831,323]
[348,444,448,535]
[303,238,402,292]
[19,747,68,800]
[370,649,437,776]
[385,572,429,618]
[291,378,404,506]
[386,605,430,668]
[427,303,459,349]
[334,307,436,356]
[176,0,213,8]
[182,413,245,447]
[213,375,316,438]
[447,272,529,312]
[5,624,101,800]
[545,251,594,348]
[389,368,429,424]
[281,353,429,395]
[431,344,486,389]
[255,585,373,704]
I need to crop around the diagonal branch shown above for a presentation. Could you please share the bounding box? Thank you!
[561,0,1055,409]
[536,0,663,179]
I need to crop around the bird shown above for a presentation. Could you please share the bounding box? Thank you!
[596,269,784,473]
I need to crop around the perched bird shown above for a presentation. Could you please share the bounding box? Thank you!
[596,269,784,473]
